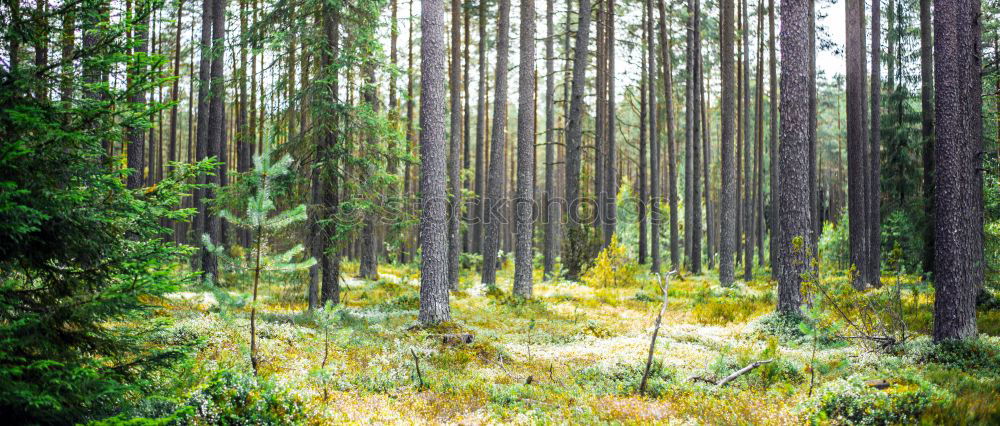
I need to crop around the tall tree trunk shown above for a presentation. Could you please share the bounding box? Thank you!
[932,0,982,341]
[648,0,662,274]
[480,0,511,288]
[776,0,810,314]
[127,4,149,190]
[419,0,452,324]
[869,0,882,286]
[544,0,559,276]
[595,0,607,235]
[564,0,592,280]
[741,0,752,276]
[755,0,766,268]
[462,1,472,252]
[318,5,341,307]
[639,3,649,265]
[447,0,462,289]
[473,0,488,255]
[657,0,679,270]
[719,0,737,286]
[701,44,714,269]
[920,0,934,276]
[514,0,536,297]
[768,0,778,275]
[690,0,702,274]
[604,0,617,245]
[846,0,869,289]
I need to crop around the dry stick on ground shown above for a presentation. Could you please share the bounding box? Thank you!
[714,359,773,388]
[639,271,674,395]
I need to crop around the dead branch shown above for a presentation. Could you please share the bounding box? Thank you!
[639,271,675,395]
[714,359,774,388]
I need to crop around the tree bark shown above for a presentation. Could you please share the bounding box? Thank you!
[126,3,149,190]
[846,0,869,289]
[473,0,488,255]
[932,0,982,341]
[639,3,649,265]
[603,0,617,246]
[920,0,934,276]
[690,0,702,275]
[480,0,511,288]
[513,0,536,298]
[657,0,679,271]
[564,0,592,279]
[719,0,737,286]
[768,0,778,276]
[544,0,559,277]
[419,0,452,324]
[776,0,810,314]
[869,0,882,286]
[447,0,463,289]
[648,0,662,274]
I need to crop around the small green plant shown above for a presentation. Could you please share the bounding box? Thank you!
[582,235,641,288]
[204,151,315,375]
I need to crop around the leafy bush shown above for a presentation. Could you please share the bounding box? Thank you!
[802,374,954,425]
[582,235,641,288]
[178,371,307,424]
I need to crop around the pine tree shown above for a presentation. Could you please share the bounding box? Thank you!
[205,152,315,375]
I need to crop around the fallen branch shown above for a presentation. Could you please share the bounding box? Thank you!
[714,359,773,388]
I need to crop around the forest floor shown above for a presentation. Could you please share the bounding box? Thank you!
[154,261,1000,424]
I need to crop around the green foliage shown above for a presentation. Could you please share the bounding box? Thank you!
[582,235,641,288]
[575,361,676,398]
[207,151,316,282]
[909,338,1000,374]
[819,211,850,270]
[802,374,954,425]
[177,371,307,424]
[0,3,208,420]
[881,210,924,274]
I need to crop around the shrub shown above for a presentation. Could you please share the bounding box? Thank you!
[909,337,1000,374]
[802,374,954,425]
[819,212,850,270]
[179,371,307,424]
[562,224,603,280]
[575,361,676,398]
[582,235,641,288]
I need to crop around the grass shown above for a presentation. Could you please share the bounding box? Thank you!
[141,260,1000,424]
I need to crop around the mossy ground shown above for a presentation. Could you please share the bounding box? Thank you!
[152,261,1000,424]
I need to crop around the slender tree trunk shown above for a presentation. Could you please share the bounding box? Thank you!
[513,0,536,297]
[447,0,462,289]
[639,3,649,265]
[657,0,679,270]
[648,0,662,273]
[932,0,982,341]
[462,1,472,252]
[701,46,714,269]
[920,0,934,276]
[776,0,810,314]
[480,0,511,288]
[604,0,617,245]
[419,0,452,323]
[846,0,870,289]
[127,4,149,190]
[741,0,752,276]
[59,8,75,102]
[719,0,737,286]
[690,0,702,274]
[544,0,559,276]
[564,0,592,280]
[473,0,488,255]
[869,0,882,286]
[768,0,778,275]
[755,0,765,268]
